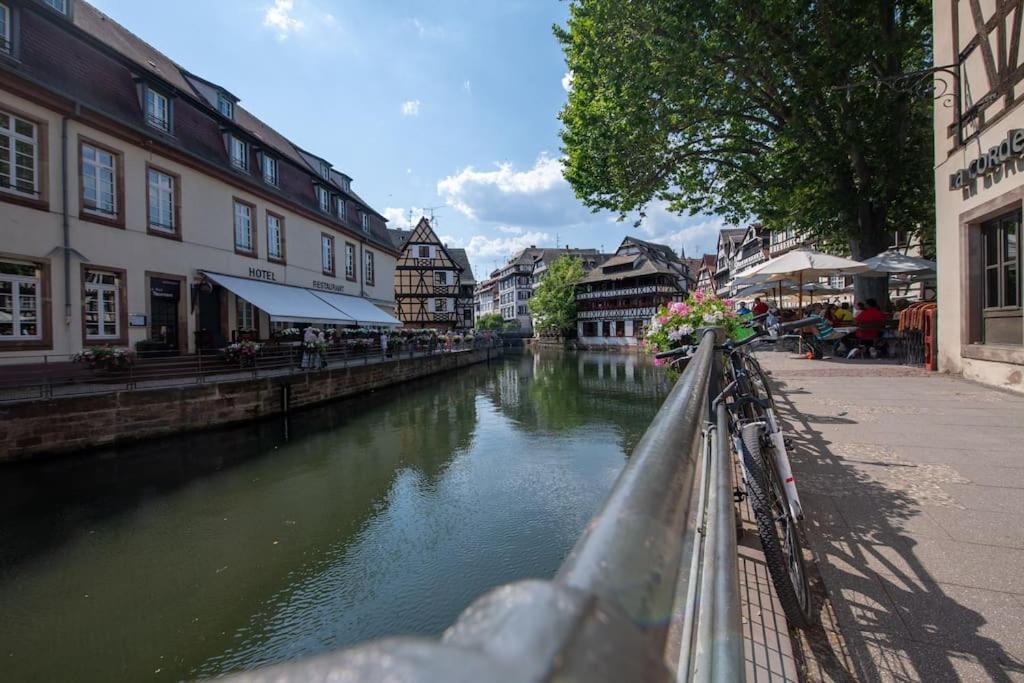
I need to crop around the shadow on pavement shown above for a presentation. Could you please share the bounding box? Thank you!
[769,376,1024,682]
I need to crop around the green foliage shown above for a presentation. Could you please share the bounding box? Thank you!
[475,312,508,332]
[556,0,934,260]
[528,256,587,334]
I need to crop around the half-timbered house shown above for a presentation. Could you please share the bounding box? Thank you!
[388,218,466,330]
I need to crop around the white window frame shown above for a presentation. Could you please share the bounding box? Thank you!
[336,196,345,219]
[360,211,369,232]
[345,243,355,280]
[262,154,278,186]
[43,0,67,14]
[316,185,330,212]
[147,168,175,233]
[234,201,254,252]
[0,110,38,196]
[144,87,170,132]
[0,260,41,339]
[229,136,248,172]
[321,234,335,274]
[319,161,331,179]
[0,4,11,55]
[218,94,233,119]
[236,297,255,331]
[364,250,375,285]
[82,143,117,215]
[267,213,283,260]
[84,270,120,340]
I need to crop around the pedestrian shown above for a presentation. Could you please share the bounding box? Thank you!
[380,331,389,358]
[301,327,316,369]
[317,330,328,368]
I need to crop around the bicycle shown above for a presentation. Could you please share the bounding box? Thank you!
[657,316,819,629]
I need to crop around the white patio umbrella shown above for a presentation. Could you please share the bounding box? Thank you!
[742,249,869,308]
[860,250,936,276]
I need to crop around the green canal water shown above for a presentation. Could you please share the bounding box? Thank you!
[0,349,669,682]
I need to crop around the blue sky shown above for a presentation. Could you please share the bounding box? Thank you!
[89,0,725,277]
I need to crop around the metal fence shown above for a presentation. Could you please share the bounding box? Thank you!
[0,339,495,403]
[219,329,745,682]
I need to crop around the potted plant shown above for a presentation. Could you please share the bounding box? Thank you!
[645,293,744,370]
[73,346,136,371]
[224,340,262,367]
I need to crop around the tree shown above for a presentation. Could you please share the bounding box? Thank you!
[528,256,586,335]
[556,0,933,303]
[475,312,508,332]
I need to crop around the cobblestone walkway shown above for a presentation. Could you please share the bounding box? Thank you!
[758,352,1024,682]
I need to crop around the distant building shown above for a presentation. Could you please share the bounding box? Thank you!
[575,237,689,346]
[388,218,468,330]
[448,248,476,330]
[528,248,603,333]
[694,254,718,295]
[714,228,748,295]
[474,275,499,320]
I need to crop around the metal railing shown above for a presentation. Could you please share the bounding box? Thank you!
[219,329,744,682]
[0,338,497,403]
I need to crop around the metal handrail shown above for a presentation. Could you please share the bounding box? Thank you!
[219,329,746,682]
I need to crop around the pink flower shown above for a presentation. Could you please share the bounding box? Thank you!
[657,315,670,325]
[654,357,665,367]
[724,299,734,308]
[651,343,659,352]
[669,301,690,317]
[692,291,705,302]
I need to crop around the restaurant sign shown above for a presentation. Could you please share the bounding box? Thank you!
[949,129,1024,190]
[312,280,345,293]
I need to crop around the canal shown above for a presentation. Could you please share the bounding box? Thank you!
[0,348,669,682]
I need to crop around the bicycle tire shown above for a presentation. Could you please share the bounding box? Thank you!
[740,423,814,629]
[741,352,775,409]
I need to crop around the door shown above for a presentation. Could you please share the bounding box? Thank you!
[150,278,180,351]
[196,286,224,349]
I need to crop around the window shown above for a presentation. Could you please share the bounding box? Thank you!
[0,110,38,196]
[144,87,170,132]
[435,271,447,286]
[218,94,233,119]
[43,0,67,13]
[517,305,527,315]
[364,250,375,285]
[236,298,255,332]
[983,213,1019,311]
[233,200,254,253]
[360,211,369,232]
[267,213,284,261]
[0,260,41,339]
[1,4,11,55]
[345,242,356,281]
[336,196,345,219]
[229,136,248,171]
[147,167,177,235]
[262,155,278,186]
[418,245,430,258]
[315,185,330,212]
[83,269,121,340]
[435,298,447,312]
[80,142,118,216]
[320,161,331,179]
[321,233,335,274]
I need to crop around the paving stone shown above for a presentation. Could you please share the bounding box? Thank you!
[924,507,1024,550]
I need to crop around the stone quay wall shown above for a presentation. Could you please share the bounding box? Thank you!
[1,348,497,461]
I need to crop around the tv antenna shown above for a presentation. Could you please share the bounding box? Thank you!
[422,204,446,228]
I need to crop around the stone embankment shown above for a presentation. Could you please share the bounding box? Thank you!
[1,347,497,461]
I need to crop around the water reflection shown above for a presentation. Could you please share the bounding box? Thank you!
[0,348,667,682]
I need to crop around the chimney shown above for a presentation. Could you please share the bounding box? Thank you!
[530,245,536,249]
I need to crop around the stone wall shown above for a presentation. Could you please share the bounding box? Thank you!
[0,348,496,461]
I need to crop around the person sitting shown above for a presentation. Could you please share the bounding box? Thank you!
[834,302,854,324]
[853,301,866,319]
[848,298,887,358]
[752,297,769,316]
[736,301,752,317]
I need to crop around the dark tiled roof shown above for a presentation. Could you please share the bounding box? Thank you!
[448,248,475,284]
[387,229,413,251]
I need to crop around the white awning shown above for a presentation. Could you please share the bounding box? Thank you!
[202,272,355,325]
[309,290,403,328]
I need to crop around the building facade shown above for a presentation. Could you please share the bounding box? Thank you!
[388,218,470,331]
[934,0,1024,392]
[0,0,399,360]
[528,247,603,334]
[575,237,689,347]
[694,254,718,295]
[474,276,498,320]
[713,228,747,295]
[449,248,476,330]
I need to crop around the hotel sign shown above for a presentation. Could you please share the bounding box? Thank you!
[949,129,1024,190]
[248,267,278,281]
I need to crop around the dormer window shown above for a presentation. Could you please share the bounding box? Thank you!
[0,4,11,55]
[228,135,248,171]
[218,94,233,119]
[315,185,330,212]
[335,196,346,219]
[43,0,67,14]
[261,154,278,186]
[319,161,331,179]
[144,87,170,132]
[360,211,369,233]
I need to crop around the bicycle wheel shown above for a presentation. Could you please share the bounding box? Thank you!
[741,352,775,409]
[740,423,814,628]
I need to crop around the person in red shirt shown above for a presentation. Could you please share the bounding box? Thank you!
[752,297,769,316]
[855,298,887,341]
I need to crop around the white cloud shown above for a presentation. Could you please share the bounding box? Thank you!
[263,0,304,40]
[464,230,552,272]
[561,71,573,92]
[382,206,430,229]
[401,100,421,116]
[496,226,523,234]
[437,153,593,227]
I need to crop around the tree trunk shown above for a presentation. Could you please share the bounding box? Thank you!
[849,224,890,309]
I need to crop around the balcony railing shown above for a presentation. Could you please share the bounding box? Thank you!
[578,307,656,320]
[576,285,677,300]
[769,235,806,256]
